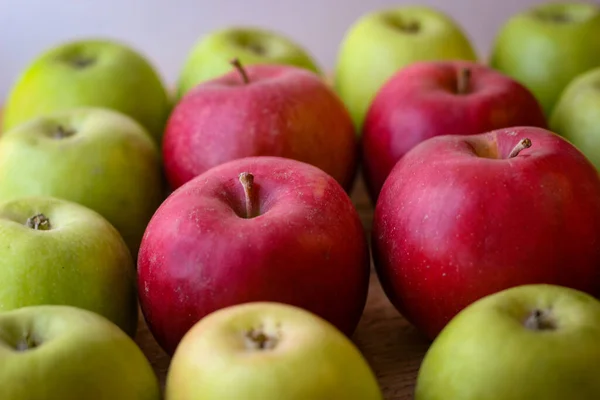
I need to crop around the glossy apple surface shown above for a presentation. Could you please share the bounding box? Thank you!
[0,305,160,400]
[163,63,358,192]
[334,5,477,131]
[0,107,165,256]
[2,38,170,143]
[362,60,547,201]
[138,156,370,355]
[372,126,600,339]
[550,66,600,170]
[490,2,600,116]
[166,302,383,400]
[0,196,138,337]
[415,284,600,400]
[176,26,320,99]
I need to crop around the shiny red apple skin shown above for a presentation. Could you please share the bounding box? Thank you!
[372,126,600,340]
[362,60,548,202]
[138,156,371,355]
[162,64,358,192]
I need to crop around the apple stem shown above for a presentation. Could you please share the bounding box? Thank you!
[245,328,278,350]
[457,68,471,95]
[508,138,532,158]
[25,213,51,231]
[54,125,75,139]
[524,309,556,331]
[230,58,250,84]
[238,172,257,218]
[15,333,38,351]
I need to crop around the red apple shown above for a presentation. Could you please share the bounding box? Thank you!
[162,60,358,192]
[362,60,548,202]
[372,126,600,340]
[138,156,370,355]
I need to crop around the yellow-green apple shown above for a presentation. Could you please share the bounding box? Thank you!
[550,66,600,170]
[415,284,600,400]
[0,107,165,255]
[372,126,600,340]
[362,60,547,202]
[490,2,600,117]
[138,156,371,355]
[334,5,477,131]
[0,305,160,400]
[163,60,358,192]
[2,38,171,143]
[0,196,138,337]
[176,26,321,99]
[165,302,383,400]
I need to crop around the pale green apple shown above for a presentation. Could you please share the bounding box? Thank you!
[334,5,477,131]
[490,2,600,117]
[165,302,383,400]
[0,305,160,400]
[0,196,138,336]
[415,284,600,400]
[0,107,164,256]
[2,38,171,143]
[176,26,321,99]
[550,67,600,170]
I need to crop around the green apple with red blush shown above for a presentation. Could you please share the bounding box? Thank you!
[165,302,383,400]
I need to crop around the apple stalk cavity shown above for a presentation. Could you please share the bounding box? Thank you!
[524,309,556,331]
[26,213,51,231]
[15,333,39,352]
[230,58,250,84]
[53,125,76,139]
[68,56,95,69]
[244,327,279,350]
[508,138,532,158]
[385,16,420,33]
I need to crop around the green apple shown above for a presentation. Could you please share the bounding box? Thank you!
[550,66,600,170]
[490,2,600,117]
[0,107,164,256]
[334,5,477,131]
[176,26,321,99]
[2,38,171,143]
[0,305,160,400]
[415,284,600,400]
[165,302,383,400]
[0,196,138,337]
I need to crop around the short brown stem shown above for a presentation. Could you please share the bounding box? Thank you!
[15,333,38,351]
[26,213,51,231]
[456,68,471,95]
[238,172,257,218]
[230,58,250,84]
[244,328,278,350]
[508,138,532,158]
[54,125,75,139]
[524,309,556,331]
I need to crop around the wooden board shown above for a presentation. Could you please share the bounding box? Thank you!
[133,175,431,399]
[0,108,430,398]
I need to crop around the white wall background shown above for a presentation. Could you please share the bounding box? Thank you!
[1,0,553,99]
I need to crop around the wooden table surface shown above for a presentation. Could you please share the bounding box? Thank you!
[133,174,431,399]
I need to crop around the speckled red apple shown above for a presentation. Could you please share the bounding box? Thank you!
[138,156,371,355]
[162,61,358,192]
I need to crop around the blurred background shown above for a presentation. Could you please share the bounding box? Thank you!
[0,0,551,98]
